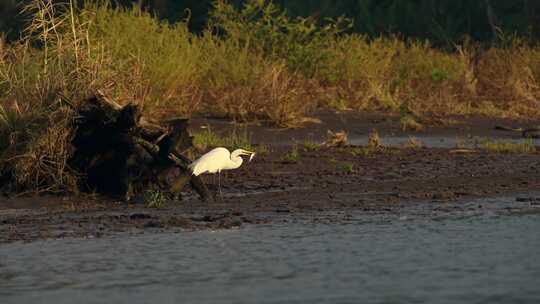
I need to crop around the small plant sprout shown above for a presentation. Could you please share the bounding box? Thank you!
[145,189,166,208]
[336,162,354,173]
[282,145,300,163]
[303,139,321,151]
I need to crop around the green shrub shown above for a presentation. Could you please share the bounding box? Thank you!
[209,0,350,77]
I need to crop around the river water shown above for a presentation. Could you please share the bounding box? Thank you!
[1,197,540,304]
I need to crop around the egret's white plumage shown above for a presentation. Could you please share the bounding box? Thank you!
[189,147,255,176]
[189,147,255,199]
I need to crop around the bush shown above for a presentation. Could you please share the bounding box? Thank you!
[209,0,350,77]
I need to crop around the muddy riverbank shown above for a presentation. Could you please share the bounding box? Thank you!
[2,113,540,243]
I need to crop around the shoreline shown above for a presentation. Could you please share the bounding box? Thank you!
[2,113,540,243]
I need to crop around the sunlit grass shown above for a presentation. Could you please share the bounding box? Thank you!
[367,129,382,149]
[404,137,423,149]
[282,145,300,163]
[192,128,252,151]
[144,189,167,208]
[481,138,536,154]
[302,139,321,151]
[400,115,424,132]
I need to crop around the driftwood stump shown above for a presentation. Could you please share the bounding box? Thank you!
[69,92,212,201]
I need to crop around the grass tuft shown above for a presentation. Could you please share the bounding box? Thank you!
[367,129,382,149]
[481,138,536,154]
[336,162,354,173]
[302,139,321,151]
[192,128,252,151]
[400,115,424,132]
[144,189,167,208]
[282,145,300,163]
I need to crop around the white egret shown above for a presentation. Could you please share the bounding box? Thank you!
[189,147,255,199]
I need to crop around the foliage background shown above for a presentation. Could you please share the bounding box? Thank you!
[0,0,539,193]
[2,0,540,46]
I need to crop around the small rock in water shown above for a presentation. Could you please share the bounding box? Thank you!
[275,207,290,213]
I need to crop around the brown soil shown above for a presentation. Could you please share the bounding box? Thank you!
[2,112,540,243]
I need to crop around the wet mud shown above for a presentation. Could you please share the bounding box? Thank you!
[2,113,540,243]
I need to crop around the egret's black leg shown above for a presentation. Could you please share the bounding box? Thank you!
[218,171,224,201]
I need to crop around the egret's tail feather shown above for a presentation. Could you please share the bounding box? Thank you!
[188,162,198,176]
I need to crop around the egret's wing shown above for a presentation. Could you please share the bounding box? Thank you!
[189,147,230,175]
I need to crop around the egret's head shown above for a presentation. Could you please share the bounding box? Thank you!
[234,149,256,162]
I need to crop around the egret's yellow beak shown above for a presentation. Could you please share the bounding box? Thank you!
[240,149,256,162]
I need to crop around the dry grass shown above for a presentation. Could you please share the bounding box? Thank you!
[321,36,540,117]
[3,1,540,126]
[475,46,540,117]
[481,138,536,154]
[404,137,424,149]
[400,115,424,132]
[367,129,382,149]
[324,130,348,147]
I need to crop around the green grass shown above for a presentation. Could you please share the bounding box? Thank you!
[481,138,536,153]
[192,128,252,151]
[327,157,356,172]
[282,145,300,163]
[144,189,167,208]
[302,139,321,151]
[336,162,354,173]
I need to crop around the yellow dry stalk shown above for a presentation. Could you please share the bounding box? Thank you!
[12,109,78,194]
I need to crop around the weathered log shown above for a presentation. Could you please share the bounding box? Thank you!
[167,153,212,202]
[132,137,213,202]
[69,93,211,201]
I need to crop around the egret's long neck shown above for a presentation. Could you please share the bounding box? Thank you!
[228,153,243,170]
